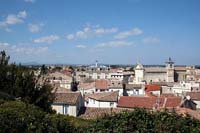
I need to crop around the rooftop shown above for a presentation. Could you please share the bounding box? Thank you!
[95,79,109,90]
[118,96,182,109]
[145,84,161,92]
[87,91,118,102]
[186,92,200,100]
[53,92,81,105]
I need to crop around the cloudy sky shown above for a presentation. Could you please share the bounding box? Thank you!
[0,0,200,65]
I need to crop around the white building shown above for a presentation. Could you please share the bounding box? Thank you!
[52,92,84,117]
[125,84,145,96]
[78,82,96,95]
[85,91,118,108]
[171,81,199,96]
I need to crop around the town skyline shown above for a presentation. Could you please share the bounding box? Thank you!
[0,0,200,65]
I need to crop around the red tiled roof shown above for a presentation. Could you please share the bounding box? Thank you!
[165,97,182,108]
[87,91,118,102]
[79,107,132,119]
[54,92,81,105]
[95,79,109,90]
[78,82,95,90]
[118,96,162,109]
[186,92,200,100]
[145,84,161,92]
[118,96,182,109]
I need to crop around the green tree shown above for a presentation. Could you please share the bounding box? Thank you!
[0,51,54,112]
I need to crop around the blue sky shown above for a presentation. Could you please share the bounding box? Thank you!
[0,0,200,65]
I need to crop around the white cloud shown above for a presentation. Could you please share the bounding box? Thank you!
[0,42,48,55]
[66,25,118,40]
[0,42,10,47]
[33,35,60,44]
[0,11,27,31]
[142,37,160,43]
[17,11,27,18]
[94,27,118,35]
[76,45,87,48]
[114,28,143,39]
[24,0,35,3]
[28,23,43,33]
[96,41,134,48]
[66,34,74,40]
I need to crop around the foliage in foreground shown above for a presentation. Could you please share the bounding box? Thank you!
[0,100,200,133]
[0,50,54,113]
[0,100,91,133]
[87,108,200,133]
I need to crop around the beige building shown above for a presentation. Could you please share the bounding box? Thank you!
[48,71,72,89]
[52,92,84,116]
[133,58,199,84]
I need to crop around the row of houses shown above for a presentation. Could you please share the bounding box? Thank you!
[44,67,200,119]
[51,82,200,117]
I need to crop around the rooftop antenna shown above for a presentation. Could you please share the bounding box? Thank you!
[95,60,98,67]
[136,57,141,64]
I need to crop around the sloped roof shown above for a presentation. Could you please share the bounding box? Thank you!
[87,91,118,102]
[79,107,132,119]
[186,92,200,100]
[145,84,161,92]
[164,97,182,108]
[78,82,95,90]
[118,96,161,109]
[118,96,182,109]
[54,92,81,105]
[95,79,109,90]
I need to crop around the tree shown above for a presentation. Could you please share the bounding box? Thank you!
[40,64,48,75]
[0,50,10,65]
[0,51,54,112]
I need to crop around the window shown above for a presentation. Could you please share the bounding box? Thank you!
[136,89,139,95]
[93,99,95,104]
[110,102,114,107]
[63,104,69,115]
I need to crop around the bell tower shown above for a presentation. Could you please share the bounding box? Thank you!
[165,57,174,82]
[135,63,144,84]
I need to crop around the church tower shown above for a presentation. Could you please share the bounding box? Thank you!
[165,57,174,82]
[135,63,144,84]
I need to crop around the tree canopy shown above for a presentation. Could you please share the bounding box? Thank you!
[0,51,54,112]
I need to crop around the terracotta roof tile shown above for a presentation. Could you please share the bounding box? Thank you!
[78,82,95,90]
[165,97,182,108]
[79,107,132,119]
[54,92,81,105]
[145,84,161,92]
[95,79,109,90]
[118,96,182,109]
[118,96,161,109]
[87,91,118,102]
[186,92,200,100]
